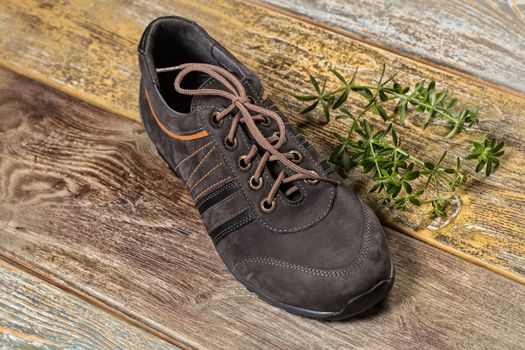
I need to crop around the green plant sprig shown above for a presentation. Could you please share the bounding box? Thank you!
[296,65,479,139]
[331,116,466,216]
[295,65,505,217]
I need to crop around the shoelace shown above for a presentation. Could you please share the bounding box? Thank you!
[156,63,338,212]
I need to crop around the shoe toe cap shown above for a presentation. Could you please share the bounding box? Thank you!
[233,204,394,316]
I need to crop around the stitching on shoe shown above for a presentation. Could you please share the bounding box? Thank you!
[197,180,238,207]
[189,162,223,191]
[211,206,249,233]
[191,78,219,111]
[195,105,335,233]
[140,87,208,135]
[205,190,243,217]
[193,176,233,203]
[213,214,254,244]
[187,147,215,182]
[236,201,371,277]
[174,141,213,172]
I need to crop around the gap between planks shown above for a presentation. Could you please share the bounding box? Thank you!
[0,251,192,350]
[249,0,525,100]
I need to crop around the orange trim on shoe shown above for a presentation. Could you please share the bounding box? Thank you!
[145,89,209,141]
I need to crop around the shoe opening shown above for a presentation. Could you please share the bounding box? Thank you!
[146,19,216,112]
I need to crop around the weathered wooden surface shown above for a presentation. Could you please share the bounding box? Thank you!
[0,0,523,282]
[261,0,525,93]
[0,259,180,349]
[1,68,524,350]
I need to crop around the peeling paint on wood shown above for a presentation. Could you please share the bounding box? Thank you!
[0,0,523,282]
[0,68,524,349]
[261,0,525,93]
[0,259,180,349]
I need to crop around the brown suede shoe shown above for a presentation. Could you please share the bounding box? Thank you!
[138,16,394,320]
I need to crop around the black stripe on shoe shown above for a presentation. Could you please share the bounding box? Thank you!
[196,180,240,214]
[210,209,253,244]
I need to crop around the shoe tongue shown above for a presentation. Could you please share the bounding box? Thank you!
[190,76,231,112]
[211,45,264,92]
[188,45,264,112]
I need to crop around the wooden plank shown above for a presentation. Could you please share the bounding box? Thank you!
[0,258,180,349]
[1,68,524,350]
[0,0,523,282]
[260,0,525,94]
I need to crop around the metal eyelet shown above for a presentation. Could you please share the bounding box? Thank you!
[290,150,303,163]
[224,136,238,151]
[209,111,224,129]
[260,197,276,213]
[249,176,263,191]
[237,155,252,172]
[304,170,319,185]
[248,95,256,104]
[288,191,304,204]
[260,116,271,127]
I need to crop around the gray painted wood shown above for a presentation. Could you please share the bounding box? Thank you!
[261,0,525,93]
[0,68,523,349]
[0,259,180,349]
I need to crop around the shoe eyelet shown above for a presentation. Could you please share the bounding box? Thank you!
[237,155,252,172]
[224,136,238,151]
[304,170,319,185]
[249,175,263,190]
[248,95,256,104]
[209,111,224,129]
[260,116,271,127]
[260,197,276,213]
[290,150,303,163]
[288,191,304,204]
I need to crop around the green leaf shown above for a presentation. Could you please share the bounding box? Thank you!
[424,162,435,170]
[466,136,505,176]
[309,75,321,94]
[332,87,350,109]
[299,101,319,114]
[395,99,408,124]
[391,128,399,147]
[330,68,347,84]
[331,144,345,160]
[353,87,374,100]
[475,160,485,173]
[320,100,331,122]
[363,119,372,137]
[447,98,458,109]
[437,150,447,166]
[342,150,352,171]
[295,95,318,101]
[376,104,389,121]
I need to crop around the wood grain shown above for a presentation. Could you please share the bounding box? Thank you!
[260,0,525,93]
[0,0,523,282]
[1,68,524,350]
[0,258,180,349]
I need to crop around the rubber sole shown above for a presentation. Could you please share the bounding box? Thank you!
[229,260,395,321]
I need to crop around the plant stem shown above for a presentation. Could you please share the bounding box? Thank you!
[324,82,459,126]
